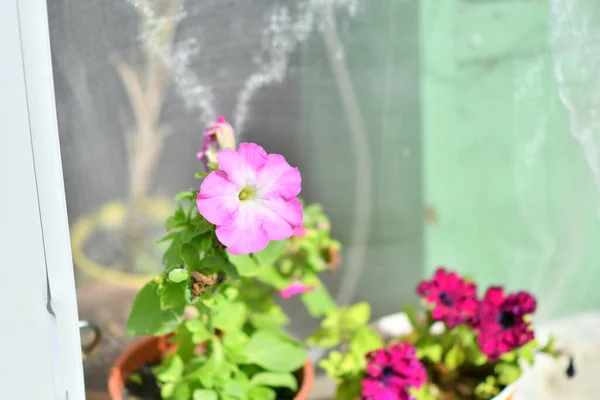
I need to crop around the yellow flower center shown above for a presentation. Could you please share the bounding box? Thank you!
[238,187,256,201]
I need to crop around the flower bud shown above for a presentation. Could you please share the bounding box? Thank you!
[197,116,236,169]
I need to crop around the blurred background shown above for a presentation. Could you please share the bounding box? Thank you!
[46,0,600,396]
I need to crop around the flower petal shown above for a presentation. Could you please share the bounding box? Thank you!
[293,226,308,238]
[197,171,240,225]
[261,197,303,228]
[279,282,315,299]
[217,148,257,188]
[215,202,270,254]
[256,154,302,199]
[238,142,268,169]
[259,197,303,240]
[483,287,505,306]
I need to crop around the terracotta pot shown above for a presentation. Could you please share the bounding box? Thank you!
[108,336,314,400]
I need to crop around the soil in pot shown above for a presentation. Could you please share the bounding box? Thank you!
[123,361,162,400]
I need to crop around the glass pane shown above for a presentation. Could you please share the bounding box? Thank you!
[46,0,600,397]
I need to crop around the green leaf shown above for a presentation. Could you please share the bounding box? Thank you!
[180,243,200,270]
[193,389,218,400]
[474,376,500,399]
[193,357,225,388]
[518,339,538,365]
[223,380,246,399]
[163,237,184,265]
[175,190,197,201]
[243,331,306,372]
[174,324,195,363]
[213,302,248,332]
[157,231,179,243]
[473,353,488,366]
[127,281,184,336]
[164,217,182,232]
[160,383,175,399]
[221,260,240,280]
[253,240,286,265]
[255,265,288,289]
[228,253,261,277]
[444,344,466,371]
[164,206,187,231]
[541,336,558,355]
[250,303,289,330]
[210,337,225,363]
[154,354,184,383]
[194,219,212,235]
[198,255,225,272]
[172,382,191,400]
[248,386,276,400]
[411,384,438,400]
[339,302,371,332]
[250,372,297,391]
[159,281,188,310]
[349,326,384,358]
[306,327,341,349]
[417,343,443,364]
[192,330,211,344]
[300,276,336,317]
[168,268,189,283]
[334,379,362,400]
[495,363,522,386]
[223,331,250,364]
[499,350,518,363]
[186,319,212,344]
[190,232,212,251]
[195,171,210,179]
[186,319,208,332]
[319,351,344,379]
[180,227,196,243]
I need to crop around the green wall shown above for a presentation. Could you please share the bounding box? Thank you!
[423,0,600,319]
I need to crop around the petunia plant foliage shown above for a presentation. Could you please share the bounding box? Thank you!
[314,268,569,400]
[126,116,340,399]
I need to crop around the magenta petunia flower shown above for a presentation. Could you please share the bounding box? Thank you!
[196,142,302,255]
[279,281,315,299]
[197,116,236,168]
[361,343,427,400]
[416,267,479,328]
[475,287,537,361]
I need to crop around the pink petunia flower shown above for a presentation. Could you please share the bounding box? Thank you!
[361,343,427,400]
[417,267,479,328]
[292,226,308,238]
[196,142,303,255]
[475,287,537,361]
[197,116,236,168]
[279,281,316,299]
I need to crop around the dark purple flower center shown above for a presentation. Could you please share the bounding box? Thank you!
[497,310,516,329]
[438,291,453,306]
[380,366,395,385]
[382,366,394,377]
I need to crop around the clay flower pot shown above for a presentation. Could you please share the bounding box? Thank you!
[108,336,315,400]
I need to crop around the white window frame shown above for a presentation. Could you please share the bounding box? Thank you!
[0,0,85,399]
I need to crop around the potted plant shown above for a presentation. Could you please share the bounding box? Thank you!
[109,116,340,399]
[311,268,574,400]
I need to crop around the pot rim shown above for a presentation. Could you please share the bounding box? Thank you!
[108,335,314,400]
